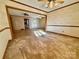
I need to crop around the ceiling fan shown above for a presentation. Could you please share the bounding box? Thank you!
[38,0,64,8]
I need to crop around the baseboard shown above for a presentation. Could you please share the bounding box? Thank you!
[47,31,79,39]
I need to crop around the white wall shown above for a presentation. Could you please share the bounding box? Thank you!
[46,3,79,37]
[29,17,46,29]
[29,17,40,29]
[11,15,25,30]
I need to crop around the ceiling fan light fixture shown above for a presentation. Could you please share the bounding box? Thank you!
[38,0,64,8]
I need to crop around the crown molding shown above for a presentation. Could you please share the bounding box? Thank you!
[10,0,48,13]
[10,0,79,13]
[48,1,79,13]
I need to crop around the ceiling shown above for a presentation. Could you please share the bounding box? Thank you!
[8,8,45,18]
[14,0,79,12]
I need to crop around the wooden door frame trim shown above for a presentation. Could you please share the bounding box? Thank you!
[10,0,48,13]
[6,6,14,39]
[5,5,47,39]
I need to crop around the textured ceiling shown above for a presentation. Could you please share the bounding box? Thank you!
[14,0,79,12]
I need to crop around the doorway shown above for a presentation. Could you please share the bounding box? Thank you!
[6,6,47,39]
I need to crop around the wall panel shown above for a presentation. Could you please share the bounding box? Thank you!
[47,3,79,37]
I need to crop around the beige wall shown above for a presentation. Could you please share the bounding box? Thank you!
[0,1,11,59]
[46,3,79,37]
[11,15,25,30]
[0,29,11,59]
[0,0,46,59]
[39,17,46,28]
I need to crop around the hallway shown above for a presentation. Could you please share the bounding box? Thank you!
[4,29,79,59]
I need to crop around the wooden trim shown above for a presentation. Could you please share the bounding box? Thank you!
[49,1,79,13]
[10,0,48,13]
[48,25,79,27]
[0,27,10,32]
[6,6,15,39]
[47,31,79,39]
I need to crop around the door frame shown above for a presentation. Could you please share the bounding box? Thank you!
[5,5,47,39]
